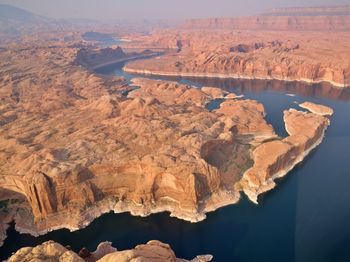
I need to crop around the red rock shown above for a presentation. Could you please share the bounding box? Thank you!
[299,101,334,116]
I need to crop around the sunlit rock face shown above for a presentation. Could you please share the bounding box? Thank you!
[0,44,332,248]
[7,240,213,262]
[182,6,350,31]
[299,102,334,116]
[124,29,350,88]
[238,107,331,203]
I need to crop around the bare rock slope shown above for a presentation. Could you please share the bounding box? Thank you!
[0,44,332,247]
[8,240,212,262]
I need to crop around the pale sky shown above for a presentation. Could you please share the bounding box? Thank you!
[0,0,349,19]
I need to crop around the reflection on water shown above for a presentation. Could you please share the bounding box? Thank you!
[1,61,350,261]
[96,60,350,102]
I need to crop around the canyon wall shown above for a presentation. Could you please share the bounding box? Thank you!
[262,5,350,16]
[124,30,350,87]
[182,16,350,31]
[182,6,350,31]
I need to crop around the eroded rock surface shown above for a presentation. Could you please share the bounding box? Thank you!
[299,101,334,116]
[0,44,333,247]
[238,107,331,203]
[124,30,350,88]
[8,241,84,262]
[8,240,212,262]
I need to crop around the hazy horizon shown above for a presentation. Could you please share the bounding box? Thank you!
[0,0,349,20]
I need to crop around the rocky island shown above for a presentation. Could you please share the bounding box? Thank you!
[0,41,334,251]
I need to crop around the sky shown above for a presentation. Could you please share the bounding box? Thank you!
[0,0,349,20]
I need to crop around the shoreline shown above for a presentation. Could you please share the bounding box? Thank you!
[123,67,349,89]
[11,189,241,241]
[243,117,329,203]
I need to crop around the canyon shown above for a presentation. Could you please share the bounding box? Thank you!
[1,4,349,261]
[121,5,350,88]
[0,43,333,251]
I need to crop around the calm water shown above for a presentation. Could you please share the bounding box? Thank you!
[1,61,350,261]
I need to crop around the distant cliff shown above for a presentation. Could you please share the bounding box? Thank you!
[262,5,350,16]
[182,5,350,31]
[182,16,350,31]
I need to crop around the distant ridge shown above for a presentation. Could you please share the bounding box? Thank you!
[263,5,350,16]
[0,4,48,22]
[182,5,350,31]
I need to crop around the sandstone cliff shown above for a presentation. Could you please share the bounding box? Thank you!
[263,5,350,16]
[238,106,332,203]
[124,30,350,87]
[182,5,350,31]
[182,16,350,31]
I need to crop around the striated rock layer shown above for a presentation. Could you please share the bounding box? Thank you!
[238,108,331,203]
[182,16,350,31]
[182,6,350,31]
[0,44,332,247]
[124,30,350,88]
[8,240,212,262]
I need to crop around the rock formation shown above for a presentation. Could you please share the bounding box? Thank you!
[182,16,350,31]
[124,30,350,88]
[262,5,350,16]
[0,44,333,248]
[7,240,212,262]
[8,241,84,262]
[182,5,350,31]
[299,102,334,116]
[238,106,331,203]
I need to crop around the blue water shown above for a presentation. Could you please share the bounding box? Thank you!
[1,61,350,262]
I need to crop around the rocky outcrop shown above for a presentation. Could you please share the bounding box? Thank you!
[299,102,334,116]
[7,240,213,262]
[201,86,228,99]
[98,240,212,262]
[7,241,84,262]
[238,106,331,203]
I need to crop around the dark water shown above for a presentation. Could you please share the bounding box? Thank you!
[97,38,130,48]
[2,61,350,262]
